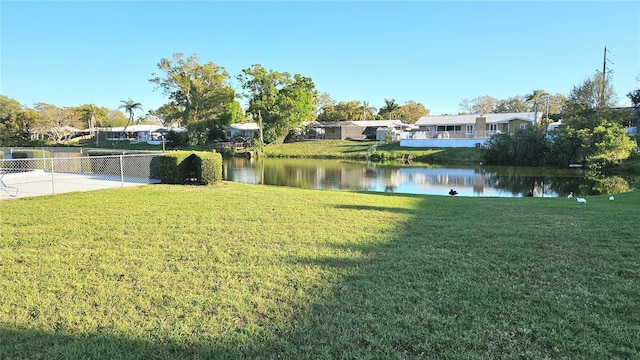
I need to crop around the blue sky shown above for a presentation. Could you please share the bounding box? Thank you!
[1,1,639,116]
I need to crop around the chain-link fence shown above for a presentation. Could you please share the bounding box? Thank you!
[1,153,161,199]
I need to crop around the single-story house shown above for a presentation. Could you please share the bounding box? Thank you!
[224,123,260,141]
[306,120,413,140]
[401,112,544,148]
[97,125,185,145]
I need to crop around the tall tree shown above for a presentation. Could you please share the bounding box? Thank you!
[458,98,474,114]
[525,90,550,113]
[149,53,236,143]
[471,95,498,114]
[0,109,40,143]
[525,90,550,128]
[495,96,529,113]
[401,101,430,123]
[0,95,23,120]
[359,101,377,120]
[565,71,616,114]
[547,93,567,118]
[237,64,317,144]
[103,109,129,127]
[33,103,82,144]
[118,99,143,130]
[314,92,333,119]
[378,98,401,119]
[550,113,637,169]
[0,96,26,143]
[76,104,107,135]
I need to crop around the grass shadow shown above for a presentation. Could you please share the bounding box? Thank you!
[252,196,640,359]
[2,188,638,359]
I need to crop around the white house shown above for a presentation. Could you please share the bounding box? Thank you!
[224,123,260,140]
[97,125,185,145]
[401,112,543,148]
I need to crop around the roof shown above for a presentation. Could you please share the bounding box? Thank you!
[415,112,542,126]
[97,125,176,132]
[228,122,260,131]
[309,120,409,128]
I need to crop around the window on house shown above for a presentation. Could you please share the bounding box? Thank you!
[489,124,498,134]
[520,123,527,130]
[466,125,474,135]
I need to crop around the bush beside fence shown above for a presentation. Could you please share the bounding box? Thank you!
[155,151,222,185]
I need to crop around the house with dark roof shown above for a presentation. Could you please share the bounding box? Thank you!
[305,120,414,140]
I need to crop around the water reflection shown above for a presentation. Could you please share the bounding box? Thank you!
[223,157,630,198]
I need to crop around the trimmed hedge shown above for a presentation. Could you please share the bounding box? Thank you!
[155,151,223,185]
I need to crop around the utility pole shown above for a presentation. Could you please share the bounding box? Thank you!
[601,46,608,107]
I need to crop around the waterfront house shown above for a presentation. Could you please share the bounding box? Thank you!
[401,112,543,148]
[224,123,260,141]
[306,120,413,140]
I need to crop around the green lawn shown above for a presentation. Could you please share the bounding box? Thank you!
[260,140,483,164]
[1,183,639,359]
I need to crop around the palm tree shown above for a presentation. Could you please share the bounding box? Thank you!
[525,90,549,129]
[116,98,143,146]
[76,104,106,137]
[525,90,549,111]
[379,98,400,119]
[359,101,377,120]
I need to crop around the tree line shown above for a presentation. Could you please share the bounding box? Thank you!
[1,52,638,148]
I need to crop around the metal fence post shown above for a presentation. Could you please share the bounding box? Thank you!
[120,154,124,187]
[50,157,55,195]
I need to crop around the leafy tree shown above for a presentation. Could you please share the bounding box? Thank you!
[627,89,640,108]
[469,95,498,114]
[317,101,361,121]
[401,101,430,123]
[0,96,26,143]
[33,103,83,144]
[103,109,129,127]
[0,95,23,120]
[149,53,236,144]
[565,71,616,115]
[483,126,550,166]
[0,109,40,143]
[548,113,637,169]
[209,100,244,140]
[494,96,529,113]
[149,104,181,127]
[237,64,317,144]
[546,93,567,120]
[313,92,333,119]
[458,98,474,114]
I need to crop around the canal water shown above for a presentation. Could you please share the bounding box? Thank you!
[223,157,631,198]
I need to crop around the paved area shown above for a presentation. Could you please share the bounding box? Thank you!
[1,170,160,200]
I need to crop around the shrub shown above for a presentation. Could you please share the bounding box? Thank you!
[156,151,222,185]
[483,128,550,166]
